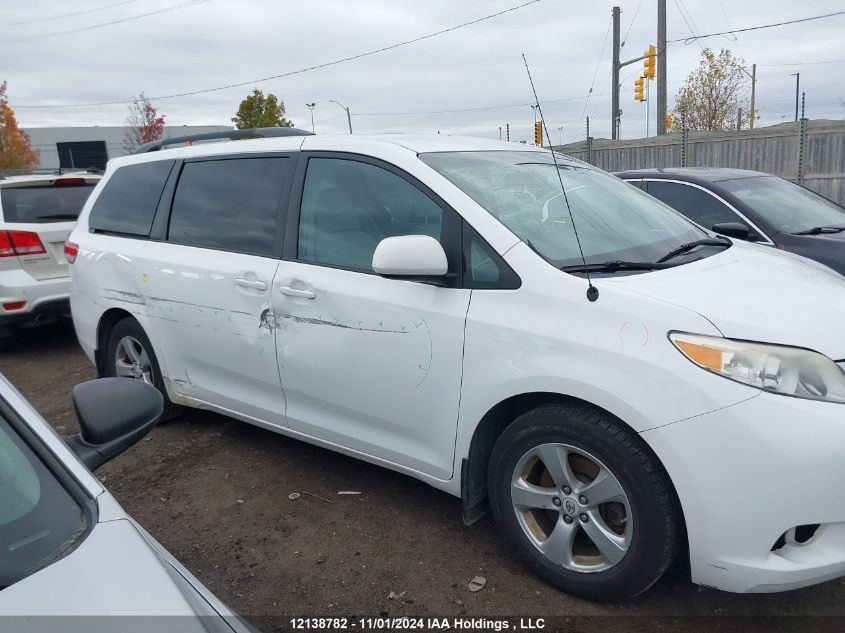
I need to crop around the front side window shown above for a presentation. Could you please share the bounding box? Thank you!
[719,176,845,235]
[89,160,174,236]
[420,151,706,270]
[1,184,95,224]
[297,158,444,272]
[646,181,743,231]
[168,157,289,257]
[0,413,87,590]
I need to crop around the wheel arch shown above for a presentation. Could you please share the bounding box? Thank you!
[460,391,686,545]
[94,307,137,376]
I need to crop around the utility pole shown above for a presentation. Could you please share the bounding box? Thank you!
[499,126,502,140]
[611,6,621,140]
[749,63,756,129]
[790,73,800,121]
[656,0,667,135]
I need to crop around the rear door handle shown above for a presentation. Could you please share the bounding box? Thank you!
[278,285,316,299]
[235,278,267,291]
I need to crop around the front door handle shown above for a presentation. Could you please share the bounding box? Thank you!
[235,278,267,291]
[278,285,316,299]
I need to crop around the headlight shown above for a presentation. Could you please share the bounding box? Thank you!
[670,332,845,404]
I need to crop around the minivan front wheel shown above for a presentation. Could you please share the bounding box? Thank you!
[105,317,180,422]
[488,402,680,602]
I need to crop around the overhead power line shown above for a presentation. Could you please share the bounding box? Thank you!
[17,0,544,109]
[3,0,208,42]
[670,9,845,44]
[6,0,143,26]
[759,58,845,67]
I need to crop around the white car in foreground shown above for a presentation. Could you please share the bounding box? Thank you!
[68,130,845,601]
[0,374,253,631]
[0,171,100,345]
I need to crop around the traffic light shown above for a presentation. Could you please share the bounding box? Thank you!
[665,112,673,130]
[534,120,543,146]
[644,44,656,79]
[634,77,645,102]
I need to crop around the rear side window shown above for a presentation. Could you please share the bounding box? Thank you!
[167,157,289,257]
[89,160,174,236]
[0,184,95,223]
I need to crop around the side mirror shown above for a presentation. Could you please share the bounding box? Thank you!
[65,378,163,471]
[711,222,751,241]
[372,235,448,277]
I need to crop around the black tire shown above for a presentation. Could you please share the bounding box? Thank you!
[105,317,181,422]
[487,401,680,602]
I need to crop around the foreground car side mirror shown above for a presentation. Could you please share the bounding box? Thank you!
[711,222,751,240]
[65,378,163,471]
[372,235,448,277]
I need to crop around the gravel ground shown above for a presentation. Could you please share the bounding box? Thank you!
[2,320,844,631]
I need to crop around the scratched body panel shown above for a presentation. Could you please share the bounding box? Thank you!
[275,263,470,480]
[135,241,286,426]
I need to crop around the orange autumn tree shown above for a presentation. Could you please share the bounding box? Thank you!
[0,81,38,171]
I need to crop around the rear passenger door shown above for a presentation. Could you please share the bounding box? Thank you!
[140,154,294,426]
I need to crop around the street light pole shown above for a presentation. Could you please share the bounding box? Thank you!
[330,99,352,134]
[305,103,316,133]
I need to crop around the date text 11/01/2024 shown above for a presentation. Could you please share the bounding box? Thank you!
[289,617,547,631]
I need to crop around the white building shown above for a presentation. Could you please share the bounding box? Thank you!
[23,125,233,171]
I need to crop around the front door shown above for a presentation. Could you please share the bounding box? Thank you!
[276,155,470,479]
[141,155,293,426]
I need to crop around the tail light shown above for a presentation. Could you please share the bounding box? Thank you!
[0,231,46,257]
[0,232,13,257]
[54,177,86,186]
[64,240,79,263]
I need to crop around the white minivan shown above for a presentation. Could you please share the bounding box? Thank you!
[68,130,845,601]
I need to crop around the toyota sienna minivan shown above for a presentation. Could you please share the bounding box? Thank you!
[67,130,845,601]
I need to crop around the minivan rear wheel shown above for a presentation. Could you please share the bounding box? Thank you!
[105,317,180,422]
[487,401,680,602]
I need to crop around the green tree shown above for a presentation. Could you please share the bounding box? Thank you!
[232,89,293,129]
[671,48,755,132]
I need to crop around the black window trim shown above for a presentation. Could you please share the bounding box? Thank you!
[0,394,98,586]
[283,151,464,288]
[642,178,774,245]
[88,159,177,240]
[151,151,300,259]
[461,220,521,290]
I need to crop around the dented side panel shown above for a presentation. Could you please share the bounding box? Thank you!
[135,241,286,426]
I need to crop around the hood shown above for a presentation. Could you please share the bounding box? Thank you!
[778,231,845,276]
[602,241,845,361]
[0,518,246,631]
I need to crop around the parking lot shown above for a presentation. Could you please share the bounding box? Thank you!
[1,320,843,629]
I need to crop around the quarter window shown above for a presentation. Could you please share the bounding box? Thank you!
[168,157,289,257]
[646,181,743,231]
[89,160,174,236]
[297,158,444,272]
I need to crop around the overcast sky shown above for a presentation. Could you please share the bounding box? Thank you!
[4,0,844,143]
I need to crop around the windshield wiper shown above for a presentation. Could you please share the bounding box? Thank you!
[561,260,678,274]
[35,214,79,220]
[792,226,845,235]
[656,237,730,263]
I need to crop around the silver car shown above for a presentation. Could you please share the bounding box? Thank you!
[0,374,255,632]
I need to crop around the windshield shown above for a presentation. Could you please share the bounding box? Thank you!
[0,184,95,223]
[720,176,845,234]
[0,412,88,590]
[419,151,706,269]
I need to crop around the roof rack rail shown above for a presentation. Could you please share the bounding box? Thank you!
[136,127,315,154]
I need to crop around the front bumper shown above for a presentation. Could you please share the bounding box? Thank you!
[642,391,845,593]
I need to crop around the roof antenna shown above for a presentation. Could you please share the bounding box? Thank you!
[522,54,598,303]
